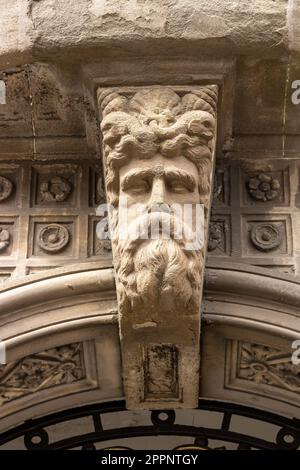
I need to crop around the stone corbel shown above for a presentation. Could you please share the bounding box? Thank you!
[97,85,218,409]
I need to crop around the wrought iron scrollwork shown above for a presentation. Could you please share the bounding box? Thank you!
[0,400,299,450]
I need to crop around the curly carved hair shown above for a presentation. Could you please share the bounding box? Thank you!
[98,86,218,207]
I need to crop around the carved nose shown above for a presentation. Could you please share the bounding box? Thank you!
[149,203,170,214]
[149,177,166,206]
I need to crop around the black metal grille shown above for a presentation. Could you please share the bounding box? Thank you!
[0,400,299,450]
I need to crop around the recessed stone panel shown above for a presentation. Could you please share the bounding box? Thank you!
[0,269,14,288]
[0,341,99,419]
[28,217,77,258]
[225,340,300,407]
[88,216,112,258]
[143,344,179,401]
[208,216,231,256]
[89,166,106,207]
[242,215,292,257]
[30,165,79,208]
[0,218,18,257]
[0,166,20,209]
[212,164,231,208]
[241,164,290,207]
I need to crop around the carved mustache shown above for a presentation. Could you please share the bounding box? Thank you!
[115,210,203,253]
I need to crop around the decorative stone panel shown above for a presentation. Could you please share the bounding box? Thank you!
[0,343,85,405]
[29,218,75,257]
[0,218,18,258]
[208,159,298,275]
[89,167,106,207]
[0,166,21,209]
[88,216,112,258]
[242,165,290,207]
[208,216,231,256]
[225,340,300,406]
[0,341,99,418]
[31,165,78,207]
[242,215,292,257]
[0,160,112,284]
[212,165,231,207]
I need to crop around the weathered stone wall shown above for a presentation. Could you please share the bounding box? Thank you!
[0,64,108,285]
[1,53,300,283]
[1,0,300,69]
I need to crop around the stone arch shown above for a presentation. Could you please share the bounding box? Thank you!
[0,262,299,434]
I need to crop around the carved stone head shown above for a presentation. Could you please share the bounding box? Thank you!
[98,85,218,409]
[99,87,217,205]
[98,86,217,318]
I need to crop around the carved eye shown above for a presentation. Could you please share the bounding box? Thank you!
[167,181,190,194]
[126,179,150,195]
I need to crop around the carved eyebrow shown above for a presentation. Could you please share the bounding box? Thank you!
[121,169,153,190]
[120,167,197,191]
[164,169,196,191]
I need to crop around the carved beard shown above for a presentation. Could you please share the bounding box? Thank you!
[113,212,203,317]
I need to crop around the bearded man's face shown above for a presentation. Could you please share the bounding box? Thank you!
[113,153,203,317]
[119,154,200,222]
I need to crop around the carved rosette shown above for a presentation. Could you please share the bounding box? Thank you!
[40,176,72,202]
[38,224,70,253]
[98,85,218,409]
[247,173,280,202]
[0,176,13,202]
[250,223,282,251]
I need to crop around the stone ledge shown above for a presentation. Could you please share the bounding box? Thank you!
[1,0,299,69]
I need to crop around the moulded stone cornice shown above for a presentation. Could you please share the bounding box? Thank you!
[0,264,116,317]
[0,264,118,364]
[205,261,300,316]
[1,0,299,70]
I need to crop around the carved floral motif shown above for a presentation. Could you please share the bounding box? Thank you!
[0,228,10,252]
[40,176,72,202]
[0,176,13,202]
[238,342,300,393]
[97,176,106,204]
[208,222,223,251]
[38,224,70,253]
[250,223,282,251]
[94,239,112,255]
[247,173,280,202]
[0,343,85,405]
[213,177,223,202]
